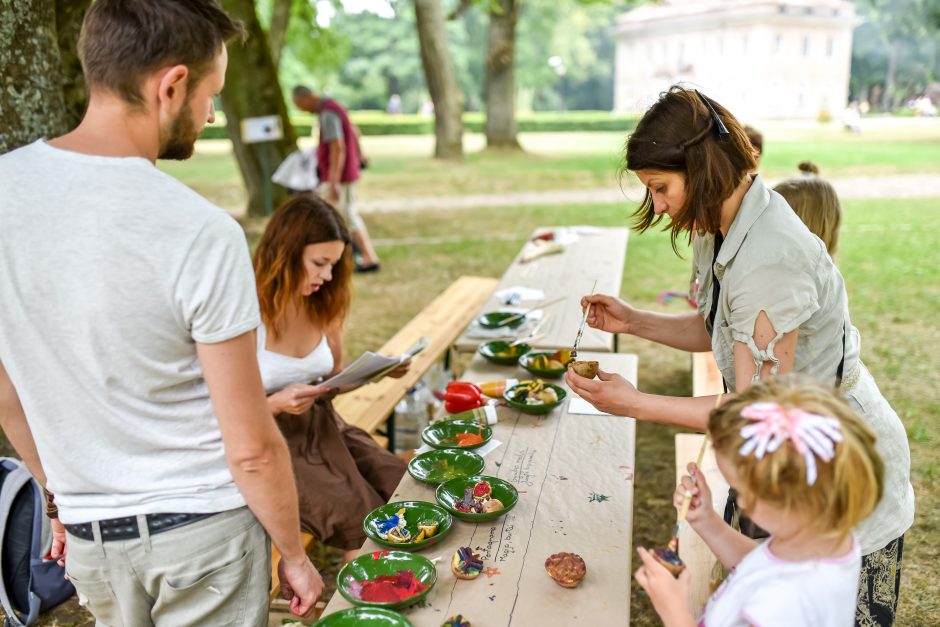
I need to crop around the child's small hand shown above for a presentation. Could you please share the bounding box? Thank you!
[674,462,713,527]
[634,547,694,626]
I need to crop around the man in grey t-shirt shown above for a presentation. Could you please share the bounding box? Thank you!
[0,3,322,624]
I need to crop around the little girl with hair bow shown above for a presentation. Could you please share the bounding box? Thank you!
[635,375,884,626]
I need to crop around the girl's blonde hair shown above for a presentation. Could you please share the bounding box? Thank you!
[709,375,883,543]
[773,171,842,256]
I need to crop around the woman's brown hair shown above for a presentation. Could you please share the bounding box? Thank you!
[253,196,353,338]
[709,375,883,544]
[625,86,758,253]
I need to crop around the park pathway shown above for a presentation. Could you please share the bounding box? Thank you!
[358,173,940,213]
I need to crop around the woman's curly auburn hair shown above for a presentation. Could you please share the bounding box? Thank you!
[253,196,352,338]
[624,86,758,254]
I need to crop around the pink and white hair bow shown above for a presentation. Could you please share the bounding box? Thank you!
[738,402,843,485]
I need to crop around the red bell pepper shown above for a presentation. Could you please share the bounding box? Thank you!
[444,381,484,413]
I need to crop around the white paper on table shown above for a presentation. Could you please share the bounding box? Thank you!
[567,394,611,416]
[414,439,502,457]
[494,287,545,304]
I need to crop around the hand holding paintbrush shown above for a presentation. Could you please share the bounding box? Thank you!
[651,393,724,576]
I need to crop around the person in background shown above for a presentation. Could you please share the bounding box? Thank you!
[0,1,322,623]
[292,85,381,273]
[568,86,912,625]
[774,162,842,257]
[637,375,883,627]
[253,196,408,563]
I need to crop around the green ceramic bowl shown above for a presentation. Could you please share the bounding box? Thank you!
[336,550,437,610]
[362,501,453,550]
[477,311,526,329]
[518,351,569,378]
[503,381,567,415]
[314,607,413,626]
[421,420,493,451]
[408,449,486,485]
[435,475,519,522]
[478,340,530,365]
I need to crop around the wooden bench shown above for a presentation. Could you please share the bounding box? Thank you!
[270,275,498,599]
[333,275,498,444]
[677,351,729,614]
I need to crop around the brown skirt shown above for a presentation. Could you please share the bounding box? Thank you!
[275,397,406,550]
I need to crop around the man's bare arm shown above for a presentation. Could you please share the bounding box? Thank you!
[0,359,47,485]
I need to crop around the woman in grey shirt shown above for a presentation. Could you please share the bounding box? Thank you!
[566,86,913,625]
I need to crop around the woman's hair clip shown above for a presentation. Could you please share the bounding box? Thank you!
[695,90,731,141]
[738,402,843,485]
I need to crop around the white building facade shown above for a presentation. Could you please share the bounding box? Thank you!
[614,0,858,120]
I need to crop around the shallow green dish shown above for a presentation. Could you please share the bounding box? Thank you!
[421,420,493,451]
[478,340,530,365]
[503,381,567,415]
[408,449,486,485]
[362,500,453,550]
[435,475,519,522]
[518,351,568,378]
[336,550,437,610]
[314,607,413,626]
[477,311,526,329]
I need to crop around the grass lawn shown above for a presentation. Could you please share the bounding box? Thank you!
[159,118,940,211]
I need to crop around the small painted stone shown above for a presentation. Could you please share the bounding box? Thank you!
[481,498,504,513]
[442,615,471,627]
[472,481,492,500]
[545,552,587,588]
[451,546,484,580]
[417,520,439,537]
[385,526,412,543]
[652,546,686,577]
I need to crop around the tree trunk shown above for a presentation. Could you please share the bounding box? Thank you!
[485,0,520,149]
[268,0,292,70]
[414,0,464,159]
[219,0,298,218]
[55,0,92,129]
[0,0,69,154]
[883,41,899,111]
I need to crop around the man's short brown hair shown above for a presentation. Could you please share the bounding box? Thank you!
[78,0,245,107]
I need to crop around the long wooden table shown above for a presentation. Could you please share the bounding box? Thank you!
[320,351,638,625]
[454,227,628,354]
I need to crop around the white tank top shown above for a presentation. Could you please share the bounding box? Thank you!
[256,323,334,394]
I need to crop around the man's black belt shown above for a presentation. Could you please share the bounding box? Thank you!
[65,512,215,542]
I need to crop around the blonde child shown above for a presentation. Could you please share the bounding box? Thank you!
[635,375,884,626]
[774,164,842,256]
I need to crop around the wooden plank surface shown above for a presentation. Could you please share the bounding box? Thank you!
[321,352,638,626]
[334,276,498,435]
[454,227,628,354]
[692,352,724,398]
[674,433,730,617]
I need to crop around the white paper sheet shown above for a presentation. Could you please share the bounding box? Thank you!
[567,394,610,416]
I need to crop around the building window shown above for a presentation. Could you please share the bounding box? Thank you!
[775,34,782,53]
[802,36,810,56]
[718,36,724,54]
[826,37,834,57]
[742,35,748,54]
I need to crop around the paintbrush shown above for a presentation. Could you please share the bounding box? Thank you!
[570,279,598,360]
[652,393,724,576]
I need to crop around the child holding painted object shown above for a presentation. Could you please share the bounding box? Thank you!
[635,375,883,627]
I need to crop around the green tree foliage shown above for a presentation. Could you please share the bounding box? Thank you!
[851,0,940,109]
[301,0,626,113]
[256,0,350,93]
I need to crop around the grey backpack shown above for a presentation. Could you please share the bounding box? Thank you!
[0,458,73,626]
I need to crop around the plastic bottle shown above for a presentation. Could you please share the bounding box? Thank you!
[442,404,498,426]
[479,378,518,398]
